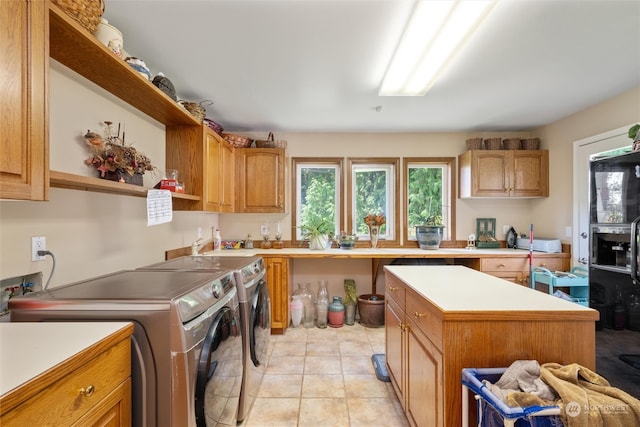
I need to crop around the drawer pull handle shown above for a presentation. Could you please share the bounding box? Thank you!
[80,384,95,397]
[389,286,399,291]
[414,312,426,318]
[499,263,505,268]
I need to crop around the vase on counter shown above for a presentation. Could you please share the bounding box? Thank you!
[369,225,379,248]
[344,302,356,325]
[328,296,345,328]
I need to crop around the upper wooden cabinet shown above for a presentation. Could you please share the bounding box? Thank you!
[0,0,48,201]
[235,148,286,213]
[459,150,549,198]
[167,126,234,212]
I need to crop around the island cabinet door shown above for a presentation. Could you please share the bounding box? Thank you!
[405,321,443,427]
[385,298,405,405]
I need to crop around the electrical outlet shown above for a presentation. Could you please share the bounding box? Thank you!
[197,227,203,239]
[31,236,46,261]
[503,225,510,235]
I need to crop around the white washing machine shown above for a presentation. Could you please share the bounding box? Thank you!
[139,255,271,423]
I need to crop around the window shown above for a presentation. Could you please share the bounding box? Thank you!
[347,158,399,245]
[292,158,343,242]
[404,157,456,242]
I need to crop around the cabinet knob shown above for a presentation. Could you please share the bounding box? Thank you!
[414,312,426,319]
[80,384,95,397]
[499,263,505,268]
[389,286,399,291]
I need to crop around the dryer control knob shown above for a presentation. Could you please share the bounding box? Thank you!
[211,282,222,298]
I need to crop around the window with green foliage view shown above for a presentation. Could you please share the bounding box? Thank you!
[351,162,396,239]
[295,163,340,240]
[406,161,452,240]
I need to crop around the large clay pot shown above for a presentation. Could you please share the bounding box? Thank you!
[357,294,385,327]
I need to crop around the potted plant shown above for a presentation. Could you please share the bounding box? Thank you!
[299,217,334,250]
[629,124,640,151]
[416,203,445,250]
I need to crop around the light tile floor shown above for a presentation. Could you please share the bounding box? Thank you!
[241,322,410,427]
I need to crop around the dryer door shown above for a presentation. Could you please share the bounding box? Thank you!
[250,278,271,366]
[195,306,242,427]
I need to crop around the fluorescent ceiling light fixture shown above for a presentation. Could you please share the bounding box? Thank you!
[379,0,496,96]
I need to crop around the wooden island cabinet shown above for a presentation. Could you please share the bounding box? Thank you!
[384,265,597,427]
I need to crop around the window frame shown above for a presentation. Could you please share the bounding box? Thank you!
[403,157,456,247]
[291,157,344,245]
[347,157,400,247]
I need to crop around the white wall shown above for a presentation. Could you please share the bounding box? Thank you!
[1,58,637,290]
[532,87,640,241]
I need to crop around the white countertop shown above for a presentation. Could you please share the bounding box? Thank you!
[200,247,559,257]
[384,265,595,314]
[0,322,132,396]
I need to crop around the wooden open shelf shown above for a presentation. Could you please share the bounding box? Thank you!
[48,3,199,127]
[50,171,201,201]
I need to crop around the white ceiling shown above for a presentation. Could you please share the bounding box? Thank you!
[103,0,640,133]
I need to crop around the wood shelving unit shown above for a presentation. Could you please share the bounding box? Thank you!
[47,3,201,202]
[50,171,200,200]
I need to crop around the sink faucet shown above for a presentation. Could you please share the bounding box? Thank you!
[192,227,215,255]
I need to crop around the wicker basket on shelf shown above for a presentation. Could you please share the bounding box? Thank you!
[178,100,213,122]
[522,138,540,150]
[503,138,522,150]
[255,132,287,148]
[52,0,104,33]
[222,133,253,148]
[484,138,502,150]
[466,138,483,150]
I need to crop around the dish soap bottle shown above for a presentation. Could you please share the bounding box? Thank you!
[213,227,222,251]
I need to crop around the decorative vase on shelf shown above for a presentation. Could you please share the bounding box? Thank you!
[344,303,356,325]
[369,225,380,248]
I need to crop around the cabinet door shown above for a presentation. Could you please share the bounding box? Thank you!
[204,129,223,211]
[459,151,509,197]
[385,298,405,406]
[219,138,235,212]
[72,378,131,427]
[0,0,48,200]
[511,150,549,197]
[406,322,443,427]
[236,148,285,213]
[264,256,289,334]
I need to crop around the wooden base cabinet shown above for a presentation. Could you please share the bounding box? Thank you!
[386,274,443,427]
[0,325,132,426]
[264,256,290,334]
[480,254,568,285]
[459,150,549,198]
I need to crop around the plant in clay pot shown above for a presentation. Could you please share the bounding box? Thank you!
[416,199,445,250]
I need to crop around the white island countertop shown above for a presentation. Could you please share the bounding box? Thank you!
[384,265,597,319]
[0,322,133,397]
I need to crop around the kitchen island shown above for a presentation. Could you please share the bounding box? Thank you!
[383,265,598,427]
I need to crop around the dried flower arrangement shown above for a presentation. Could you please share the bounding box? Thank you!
[83,121,155,185]
[363,214,386,227]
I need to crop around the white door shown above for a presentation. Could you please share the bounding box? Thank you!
[573,125,636,266]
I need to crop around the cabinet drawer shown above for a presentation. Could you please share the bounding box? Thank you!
[481,257,564,272]
[405,288,443,351]
[2,338,130,426]
[385,276,406,308]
